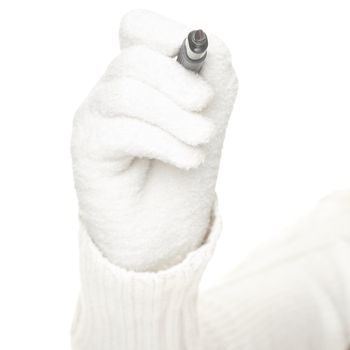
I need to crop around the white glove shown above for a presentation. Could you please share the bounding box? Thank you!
[71,10,238,272]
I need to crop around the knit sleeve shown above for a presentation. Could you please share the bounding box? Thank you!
[71,200,222,350]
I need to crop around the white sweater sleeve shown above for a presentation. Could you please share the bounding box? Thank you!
[199,191,350,350]
[71,202,222,350]
[72,191,350,350]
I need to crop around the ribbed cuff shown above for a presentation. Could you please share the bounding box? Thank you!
[71,200,221,350]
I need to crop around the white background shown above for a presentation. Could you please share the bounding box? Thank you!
[0,1,349,349]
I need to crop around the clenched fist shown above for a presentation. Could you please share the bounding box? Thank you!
[71,10,238,271]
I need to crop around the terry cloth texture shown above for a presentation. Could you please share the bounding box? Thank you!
[71,9,238,272]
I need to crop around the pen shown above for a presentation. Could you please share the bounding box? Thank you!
[177,29,208,73]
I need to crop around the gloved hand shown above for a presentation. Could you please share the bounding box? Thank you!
[71,10,238,272]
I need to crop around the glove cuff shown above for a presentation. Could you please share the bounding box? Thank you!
[71,199,222,350]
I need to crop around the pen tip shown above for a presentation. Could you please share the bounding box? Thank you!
[194,29,206,43]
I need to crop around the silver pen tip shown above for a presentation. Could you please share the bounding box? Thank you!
[188,30,208,54]
[193,29,206,43]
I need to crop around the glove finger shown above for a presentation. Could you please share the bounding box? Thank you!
[199,35,239,130]
[200,35,238,88]
[118,10,238,99]
[90,77,215,147]
[73,108,206,170]
[119,9,188,57]
[104,46,214,112]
